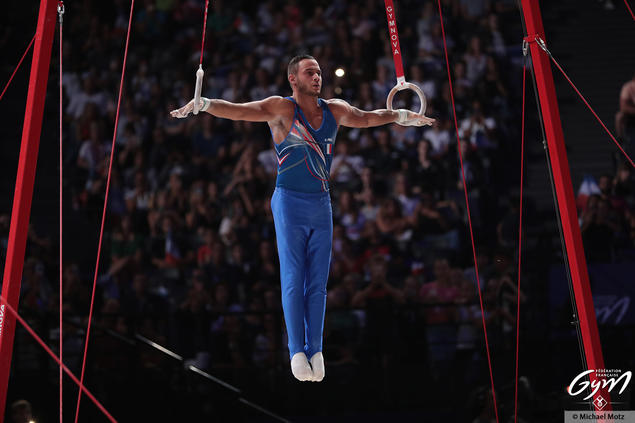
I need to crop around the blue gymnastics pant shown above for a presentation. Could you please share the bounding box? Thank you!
[271,187,332,359]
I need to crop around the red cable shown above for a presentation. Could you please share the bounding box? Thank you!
[59,4,64,422]
[0,295,117,422]
[0,34,36,103]
[624,0,635,21]
[199,0,210,65]
[74,0,135,421]
[545,51,635,168]
[436,2,500,422]
[514,64,527,423]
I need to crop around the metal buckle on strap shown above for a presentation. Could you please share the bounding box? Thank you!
[57,1,65,24]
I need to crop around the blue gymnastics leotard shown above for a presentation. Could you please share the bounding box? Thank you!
[270,97,337,359]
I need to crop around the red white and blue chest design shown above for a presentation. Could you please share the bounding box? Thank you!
[274,97,338,193]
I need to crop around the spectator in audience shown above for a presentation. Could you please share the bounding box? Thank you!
[464,36,489,84]
[10,399,34,423]
[419,258,460,381]
[393,171,420,218]
[331,141,365,190]
[376,197,412,242]
[410,139,444,196]
[335,191,367,242]
[581,196,621,262]
[616,73,635,140]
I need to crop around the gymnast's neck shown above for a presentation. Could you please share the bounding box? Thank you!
[291,92,321,113]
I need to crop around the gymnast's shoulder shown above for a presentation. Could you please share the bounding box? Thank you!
[258,95,295,112]
[324,98,355,113]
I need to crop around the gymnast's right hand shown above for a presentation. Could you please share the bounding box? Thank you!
[170,97,210,118]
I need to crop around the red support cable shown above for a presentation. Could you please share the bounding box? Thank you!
[436,1,500,421]
[624,0,635,21]
[545,52,634,168]
[0,295,118,422]
[514,64,527,423]
[0,0,58,417]
[520,0,611,415]
[74,1,135,420]
[58,2,64,422]
[0,34,36,103]
[199,0,210,65]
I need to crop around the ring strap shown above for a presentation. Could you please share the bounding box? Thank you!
[384,0,405,86]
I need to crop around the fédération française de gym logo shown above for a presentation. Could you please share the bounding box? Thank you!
[568,369,632,411]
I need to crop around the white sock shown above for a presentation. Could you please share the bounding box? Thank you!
[309,352,325,382]
[290,352,313,382]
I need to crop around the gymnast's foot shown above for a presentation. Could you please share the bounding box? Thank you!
[309,352,325,382]
[290,352,313,382]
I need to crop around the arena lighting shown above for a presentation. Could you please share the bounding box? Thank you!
[334,67,345,77]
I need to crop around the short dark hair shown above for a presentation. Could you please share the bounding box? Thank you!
[287,54,316,77]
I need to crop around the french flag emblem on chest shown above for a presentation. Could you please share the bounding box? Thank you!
[326,143,332,154]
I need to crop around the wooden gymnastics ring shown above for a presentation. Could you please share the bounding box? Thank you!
[386,81,427,117]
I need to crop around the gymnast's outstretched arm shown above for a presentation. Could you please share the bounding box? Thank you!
[327,98,435,128]
[170,95,291,122]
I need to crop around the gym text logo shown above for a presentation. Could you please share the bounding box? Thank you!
[568,369,632,405]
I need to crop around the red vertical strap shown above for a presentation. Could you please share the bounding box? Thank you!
[74,0,135,421]
[514,64,527,423]
[0,34,36,103]
[383,0,405,83]
[436,1,500,421]
[199,0,210,65]
[0,0,58,417]
[58,2,65,422]
[520,0,611,414]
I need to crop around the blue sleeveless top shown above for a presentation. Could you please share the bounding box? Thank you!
[274,97,338,193]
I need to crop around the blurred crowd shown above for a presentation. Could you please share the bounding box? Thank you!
[0,0,540,374]
[574,71,635,263]
[3,0,632,407]
[576,164,635,263]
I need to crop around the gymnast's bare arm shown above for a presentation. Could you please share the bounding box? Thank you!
[327,98,435,128]
[170,96,292,122]
[170,96,295,143]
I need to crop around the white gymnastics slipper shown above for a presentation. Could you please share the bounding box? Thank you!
[309,352,325,382]
[290,352,313,382]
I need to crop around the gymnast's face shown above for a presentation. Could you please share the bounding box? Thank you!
[290,59,322,97]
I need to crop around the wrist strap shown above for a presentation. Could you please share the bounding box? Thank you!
[397,109,408,124]
[200,97,211,112]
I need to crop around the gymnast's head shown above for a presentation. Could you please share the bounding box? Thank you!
[287,54,322,97]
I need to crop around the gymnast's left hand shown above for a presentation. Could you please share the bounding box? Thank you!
[397,109,435,127]
[407,114,435,127]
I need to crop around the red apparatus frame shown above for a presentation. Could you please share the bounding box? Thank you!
[0,0,612,417]
[0,0,57,417]
[520,0,611,413]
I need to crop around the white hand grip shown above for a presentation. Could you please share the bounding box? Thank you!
[193,65,204,115]
[386,81,427,115]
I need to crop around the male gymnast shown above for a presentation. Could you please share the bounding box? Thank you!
[171,55,434,382]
